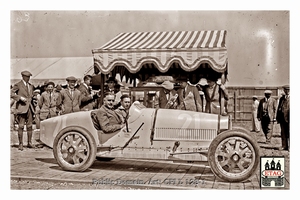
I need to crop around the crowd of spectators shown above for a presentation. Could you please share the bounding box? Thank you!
[10,70,124,150]
[154,76,229,115]
[11,70,289,152]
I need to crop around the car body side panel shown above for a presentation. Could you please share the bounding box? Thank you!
[154,109,219,142]
[98,107,228,162]
[40,101,229,163]
[40,111,99,148]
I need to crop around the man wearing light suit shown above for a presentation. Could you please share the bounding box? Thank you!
[257,90,277,144]
[36,81,60,120]
[177,76,203,112]
[11,70,35,150]
[57,76,81,114]
[154,80,179,109]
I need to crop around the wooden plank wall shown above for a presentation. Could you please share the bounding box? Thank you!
[226,86,282,121]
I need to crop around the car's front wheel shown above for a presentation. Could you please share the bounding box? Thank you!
[53,126,97,172]
[208,130,260,182]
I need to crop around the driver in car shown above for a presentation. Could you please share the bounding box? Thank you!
[95,92,125,133]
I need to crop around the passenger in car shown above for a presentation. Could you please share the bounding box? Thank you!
[95,92,125,133]
[154,80,179,109]
[116,94,131,123]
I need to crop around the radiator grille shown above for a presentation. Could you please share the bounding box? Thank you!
[154,128,217,141]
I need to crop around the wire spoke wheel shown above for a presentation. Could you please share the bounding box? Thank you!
[208,131,259,182]
[215,137,255,175]
[58,132,89,165]
[53,127,97,172]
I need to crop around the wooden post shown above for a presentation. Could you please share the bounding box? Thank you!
[99,73,104,107]
[234,90,237,122]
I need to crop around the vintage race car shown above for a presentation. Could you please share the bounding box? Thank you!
[40,101,260,182]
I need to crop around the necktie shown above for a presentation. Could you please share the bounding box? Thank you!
[263,98,269,111]
[49,92,52,103]
[25,83,29,93]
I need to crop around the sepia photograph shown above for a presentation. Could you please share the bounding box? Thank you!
[4,0,298,196]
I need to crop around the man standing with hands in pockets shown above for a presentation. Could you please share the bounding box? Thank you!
[257,90,277,145]
[11,70,35,151]
[276,85,290,151]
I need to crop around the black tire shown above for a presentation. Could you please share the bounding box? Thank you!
[232,126,249,134]
[96,157,115,161]
[53,126,97,172]
[208,130,260,182]
[232,126,255,139]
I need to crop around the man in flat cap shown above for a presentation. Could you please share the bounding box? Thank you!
[251,95,260,133]
[11,70,35,150]
[36,81,60,121]
[57,76,81,114]
[257,90,277,144]
[154,80,179,109]
[276,85,290,151]
[177,76,203,112]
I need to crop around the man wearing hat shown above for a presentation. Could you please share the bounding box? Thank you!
[200,77,229,115]
[36,81,60,121]
[276,85,290,151]
[257,90,277,144]
[177,76,202,112]
[251,95,260,133]
[154,80,179,109]
[57,76,81,114]
[11,70,35,150]
[32,89,41,109]
[104,76,122,108]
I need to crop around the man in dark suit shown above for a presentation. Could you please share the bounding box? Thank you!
[11,70,35,150]
[95,92,125,134]
[276,85,290,151]
[177,76,203,112]
[257,90,277,144]
[78,75,98,111]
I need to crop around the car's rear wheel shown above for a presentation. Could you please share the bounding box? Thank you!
[208,130,260,182]
[53,126,97,172]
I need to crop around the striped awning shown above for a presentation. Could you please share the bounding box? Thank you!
[92,30,228,75]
